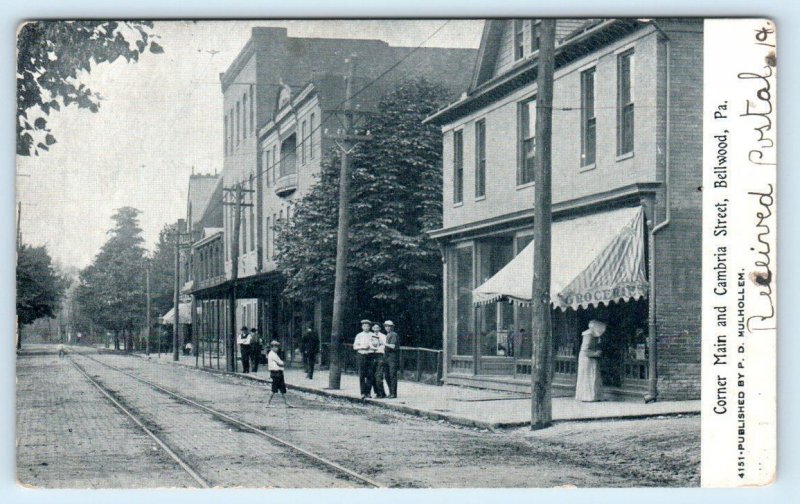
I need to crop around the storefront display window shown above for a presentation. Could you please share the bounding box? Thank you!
[478,238,514,356]
[455,246,474,356]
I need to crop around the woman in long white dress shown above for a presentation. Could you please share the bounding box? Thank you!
[575,319,607,402]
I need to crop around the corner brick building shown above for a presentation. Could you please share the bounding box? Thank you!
[425,19,703,400]
[190,26,477,366]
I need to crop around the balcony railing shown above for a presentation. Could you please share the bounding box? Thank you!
[274,173,298,197]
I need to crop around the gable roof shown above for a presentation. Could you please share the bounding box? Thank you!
[426,18,647,126]
[471,19,600,91]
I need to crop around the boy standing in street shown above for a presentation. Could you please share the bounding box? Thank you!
[267,340,293,408]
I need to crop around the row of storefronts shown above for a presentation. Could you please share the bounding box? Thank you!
[174,19,703,401]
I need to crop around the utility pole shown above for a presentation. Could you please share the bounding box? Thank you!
[223,182,253,372]
[173,218,185,361]
[328,56,371,389]
[145,263,151,356]
[530,19,556,430]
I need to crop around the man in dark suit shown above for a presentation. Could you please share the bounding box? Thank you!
[383,320,400,398]
[249,327,262,372]
[300,326,319,379]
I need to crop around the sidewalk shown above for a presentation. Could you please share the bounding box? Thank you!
[137,351,700,429]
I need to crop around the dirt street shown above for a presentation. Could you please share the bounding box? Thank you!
[16,347,699,488]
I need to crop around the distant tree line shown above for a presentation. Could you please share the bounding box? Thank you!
[16,244,69,349]
[72,208,176,351]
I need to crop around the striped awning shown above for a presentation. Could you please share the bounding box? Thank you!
[160,303,193,325]
[472,206,648,310]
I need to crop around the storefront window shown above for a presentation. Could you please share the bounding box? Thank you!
[455,246,474,356]
[512,234,535,359]
[478,238,514,356]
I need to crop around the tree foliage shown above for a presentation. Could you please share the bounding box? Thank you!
[16,244,68,329]
[148,222,178,318]
[75,207,147,347]
[275,78,449,346]
[17,21,163,156]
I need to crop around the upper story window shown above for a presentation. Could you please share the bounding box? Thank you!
[229,113,234,153]
[264,215,272,257]
[224,113,229,156]
[581,67,597,166]
[249,85,255,135]
[530,21,541,53]
[272,147,277,184]
[517,97,536,185]
[514,20,525,60]
[235,101,241,146]
[242,93,248,138]
[248,176,255,252]
[617,49,635,156]
[264,149,272,187]
[301,120,307,165]
[309,113,316,159]
[475,119,486,198]
[280,134,297,177]
[271,212,277,259]
[453,129,464,204]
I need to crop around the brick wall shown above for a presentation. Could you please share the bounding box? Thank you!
[653,20,704,400]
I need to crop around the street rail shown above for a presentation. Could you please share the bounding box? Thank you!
[67,355,211,488]
[71,351,385,488]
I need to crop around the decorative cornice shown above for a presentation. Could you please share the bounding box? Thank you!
[429,182,661,241]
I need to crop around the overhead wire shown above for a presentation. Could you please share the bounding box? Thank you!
[223,19,454,188]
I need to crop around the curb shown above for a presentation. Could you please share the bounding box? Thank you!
[130,351,503,429]
[120,349,699,430]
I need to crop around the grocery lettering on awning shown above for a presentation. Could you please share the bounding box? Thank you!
[472,206,648,310]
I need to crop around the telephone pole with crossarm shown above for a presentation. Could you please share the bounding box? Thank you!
[222,182,254,372]
[327,56,373,389]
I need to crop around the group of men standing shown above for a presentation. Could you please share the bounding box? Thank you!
[235,319,401,401]
[354,319,399,400]
[236,326,263,373]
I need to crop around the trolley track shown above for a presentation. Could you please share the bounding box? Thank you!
[67,356,210,488]
[70,351,384,488]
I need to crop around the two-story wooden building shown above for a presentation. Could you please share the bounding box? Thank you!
[425,19,703,401]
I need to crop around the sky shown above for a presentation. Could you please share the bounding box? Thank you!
[16,20,483,270]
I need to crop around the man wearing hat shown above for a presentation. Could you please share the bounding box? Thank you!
[249,327,263,373]
[300,325,319,379]
[237,326,252,373]
[370,323,387,399]
[353,319,374,400]
[267,340,293,407]
[383,320,400,398]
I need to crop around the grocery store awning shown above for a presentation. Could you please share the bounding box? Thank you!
[473,206,648,310]
[160,303,193,325]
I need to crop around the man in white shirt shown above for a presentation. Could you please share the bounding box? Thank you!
[370,324,387,398]
[353,319,374,400]
[237,326,252,373]
[267,340,293,407]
